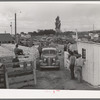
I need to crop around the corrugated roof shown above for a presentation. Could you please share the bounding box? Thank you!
[0,34,13,42]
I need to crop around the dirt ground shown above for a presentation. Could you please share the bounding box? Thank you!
[22,45,100,90]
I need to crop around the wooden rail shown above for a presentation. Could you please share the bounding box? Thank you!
[0,57,37,89]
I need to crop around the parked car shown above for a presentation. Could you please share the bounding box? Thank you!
[38,47,60,70]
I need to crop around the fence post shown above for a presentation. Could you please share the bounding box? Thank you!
[5,65,9,89]
[23,62,27,70]
[32,60,36,85]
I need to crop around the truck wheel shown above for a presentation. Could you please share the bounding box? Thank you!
[39,67,43,71]
[56,66,60,70]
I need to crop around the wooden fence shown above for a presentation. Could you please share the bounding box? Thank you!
[0,56,36,89]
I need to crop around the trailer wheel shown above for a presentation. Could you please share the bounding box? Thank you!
[39,67,43,71]
[56,67,60,70]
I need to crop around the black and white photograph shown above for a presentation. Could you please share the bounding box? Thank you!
[0,1,100,91]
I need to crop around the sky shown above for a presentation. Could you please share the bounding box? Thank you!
[0,2,100,34]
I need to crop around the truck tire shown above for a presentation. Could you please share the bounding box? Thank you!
[39,67,43,71]
[57,67,60,70]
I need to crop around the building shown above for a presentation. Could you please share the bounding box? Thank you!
[89,33,99,41]
[89,33,94,40]
[94,34,99,41]
[20,34,31,39]
[72,34,76,40]
[77,41,100,86]
[0,34,14,44]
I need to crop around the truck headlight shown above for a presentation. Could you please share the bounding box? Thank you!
[43,58,47,62]
[53,58,56,62]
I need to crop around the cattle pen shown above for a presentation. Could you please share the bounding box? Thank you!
[0,56,37,89]
[0,44,38,89]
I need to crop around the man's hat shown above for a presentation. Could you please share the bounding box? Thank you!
[77,54,81,58]
[74,53,81,58]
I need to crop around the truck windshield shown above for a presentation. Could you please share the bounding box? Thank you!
[42,50,56,55]
[50,50,56,54]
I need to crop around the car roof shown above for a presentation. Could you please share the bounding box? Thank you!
[42,47,57,51]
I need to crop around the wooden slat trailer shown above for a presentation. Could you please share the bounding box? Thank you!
[0,56,37,89]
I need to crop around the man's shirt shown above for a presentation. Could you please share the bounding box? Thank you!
[76,57,84,67]
[70,55,76,65]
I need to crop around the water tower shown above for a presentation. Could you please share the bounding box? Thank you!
[55,16,61,33]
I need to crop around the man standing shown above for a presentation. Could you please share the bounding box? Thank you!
[12,55,20,68]
[75,54,85,82]
[38,43,42,58]
[69,52,76,79]
[64,44,67,51]
[14,44,23,56]
[67,42,71,51]
[14,44,19,56]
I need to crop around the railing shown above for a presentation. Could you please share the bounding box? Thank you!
[0,56,36,89]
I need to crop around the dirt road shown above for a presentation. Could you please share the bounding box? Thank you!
[23,45,96,90]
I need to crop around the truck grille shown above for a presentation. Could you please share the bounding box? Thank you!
[47,58,52,66]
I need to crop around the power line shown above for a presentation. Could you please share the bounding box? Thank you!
[0,26,10,28]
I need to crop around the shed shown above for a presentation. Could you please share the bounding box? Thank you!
[0,34,14,44]
[77,41,100,86]
[94,34,99,41]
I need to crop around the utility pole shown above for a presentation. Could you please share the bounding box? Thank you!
[75,29,78,41]
[15,13,17,43]
[15,11,22,44]
[93,24,94,34]
[10,22,12,34]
